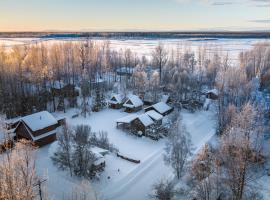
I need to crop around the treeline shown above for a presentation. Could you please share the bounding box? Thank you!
[1,31,270,39]
[0,40,270,126]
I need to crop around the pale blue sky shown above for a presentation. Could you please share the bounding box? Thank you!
[0,0,269,31]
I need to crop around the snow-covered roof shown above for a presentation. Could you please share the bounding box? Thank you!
[109,94,124,104]
[138,114,154,127]
[21,111,58,132]
[123,95,143,108]
[91,146,109,156]
[116,114,138,124]
[145,110,163,121]
[207,89,218,96]
[116,67,134,74]
[152,102,172,114]
[161,94,169,103]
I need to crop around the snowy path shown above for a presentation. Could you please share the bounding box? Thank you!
[99,109,216,200]
[35,108,216,200]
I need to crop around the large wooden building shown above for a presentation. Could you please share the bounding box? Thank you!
[123,95,144,113]
[14,111,60,147]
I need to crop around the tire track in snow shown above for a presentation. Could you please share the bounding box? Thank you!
[101,147,164,200]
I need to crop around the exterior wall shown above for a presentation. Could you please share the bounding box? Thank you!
[109,103,122,109]
[15,122,58,147]
[31,124,59,138]
[131,119,146,133]
[35,134,57,147]
[16,123,32,140]
[124,105,142,113]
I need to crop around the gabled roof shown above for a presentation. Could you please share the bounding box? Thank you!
[116,114,138,124]
[152,102,172,114]
[109,94,125,104]
[137,114,154,127]
[20,111,58,132]
[161,94,169,103]
[207,89,219,96]
[123,95,143,108]
[145,110,163,121]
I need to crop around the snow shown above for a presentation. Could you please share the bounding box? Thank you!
[20,111,58,131]
[137,114,154,127]
[91,146,110,156]
[33,107,216,200]
[109,94,124,104]
[123,95,143,108]
[116,114,138,123]
[152,102,172,114]
[207,88,219,96]
[1,38,270,64]
[145,110,163,121]
[161,94,169,103]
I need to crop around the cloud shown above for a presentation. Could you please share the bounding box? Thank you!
[174,0,270,6]
[248,19,270,23]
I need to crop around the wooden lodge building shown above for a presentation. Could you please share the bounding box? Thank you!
[116,110,164,136]
[123,95,144,113]
[14,111,61,147]
[108,94,125,109]
[145,102,173,116]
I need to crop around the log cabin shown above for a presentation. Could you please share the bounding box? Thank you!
[123,95,144,113]
[108,94,125,109]
[14,111,60,147]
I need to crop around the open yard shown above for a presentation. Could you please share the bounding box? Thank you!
[34,108,216,200]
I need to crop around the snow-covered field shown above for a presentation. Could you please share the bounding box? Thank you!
[1,37,270,62]
[35,108,216,200]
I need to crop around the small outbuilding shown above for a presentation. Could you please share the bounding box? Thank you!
[14,111,60,147]
[206,89,219,100]
[123,95,144,113]
[108,94,125,109]
[145,102,173,116]
[116,114,138,130]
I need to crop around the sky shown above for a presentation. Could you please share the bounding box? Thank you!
[0,0,269,31]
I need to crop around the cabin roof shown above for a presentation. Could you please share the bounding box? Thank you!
[137,114,154,127]
[21,111,58,132]
[152,102,172,114]
[123,95,143,108]
[207,89,218,96]
[116,114,138,124]
[145,110,163,121]
[109,94,124,104]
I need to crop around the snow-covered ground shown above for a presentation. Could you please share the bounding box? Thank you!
[1,37,270,63]
[35,108,216,200]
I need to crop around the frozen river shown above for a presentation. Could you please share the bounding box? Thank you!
[1,37,269,62]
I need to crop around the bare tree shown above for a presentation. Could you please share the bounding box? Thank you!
[150,179,175,200]
[152,43,168,84]
[0,140,42,200]
[51,124,74,176]
[164,116,192,179]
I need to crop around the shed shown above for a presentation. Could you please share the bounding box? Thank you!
[108,94,125,109]
[123,95,144,113]
[14,111,59,147]
[206,89,219,100]
[116,114,138,129]
[145,102,173,116]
